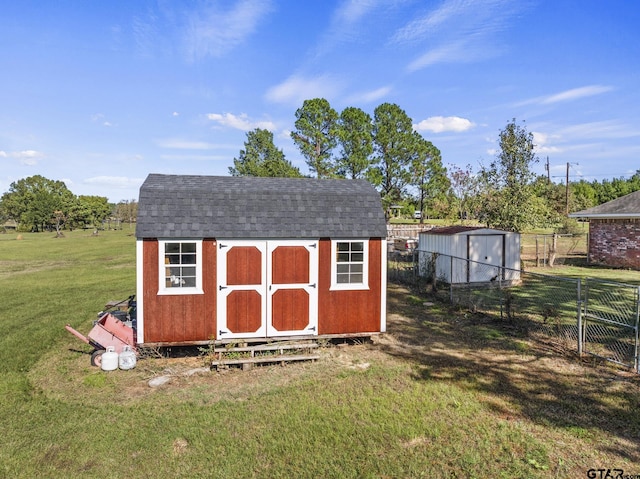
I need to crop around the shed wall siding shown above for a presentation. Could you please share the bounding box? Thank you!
[141,239,217,343]
[318,238,382,334]
[589,219,640,270]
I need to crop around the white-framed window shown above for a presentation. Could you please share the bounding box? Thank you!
[158,240,203,295]
[330,239,369,290]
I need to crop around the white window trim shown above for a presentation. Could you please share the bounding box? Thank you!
[157,239,204,295]
[330,239,369,291]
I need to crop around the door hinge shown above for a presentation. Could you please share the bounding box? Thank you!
[219,243,228,249]
[219,330,227,335]
[309,243,317,248]
[307,325,316,331]
[309,283,316,288]
[219,285,227,291]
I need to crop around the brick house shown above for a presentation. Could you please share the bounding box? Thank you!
[569,190,640,269]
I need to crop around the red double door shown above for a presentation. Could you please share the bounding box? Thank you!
[216,240,319,339]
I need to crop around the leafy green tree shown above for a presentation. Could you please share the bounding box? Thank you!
[370,103,415,216]
[479,119,540,232]
[335,106,373,179]
[628,169,640,192]
[230,128,302,178]
[449,164,481,222]
[410,133,448,223]
[77,195,111,231]
[530,175,566,226]
[571,179,597,212]
[291,98,339,178]
[0,175,76,232]
[114,199,138,229]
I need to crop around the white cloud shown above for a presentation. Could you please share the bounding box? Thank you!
[406,41,471,71]
[160,154,230,161]
[184,0,273,61]
[312,0,385,54]
[156,139,219,149]
[542,85,613,104]
[393,0,527,71]
[515,85,614,107]
[277,129,292,141]
[90,113,114,127]
[206,112,276,132]
[334,0,379,25]
[83,176,146,189]
[414,116,475,133]
[346,85,392,104]
[15,150,44,158]
[0,150,45,166]
[265,74,343,106]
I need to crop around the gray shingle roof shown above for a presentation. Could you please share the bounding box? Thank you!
[569,190,640,218]
[136,174,387,239]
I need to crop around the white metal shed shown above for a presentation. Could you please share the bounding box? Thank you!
[418,226,521,283]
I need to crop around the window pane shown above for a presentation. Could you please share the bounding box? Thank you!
[181,253,196,264]
[351,253,363,262]
[337,274,349,284]
[182,267,196,277]
[183,277,196,288]
[337,242,350,252]
[182,243,196,253]
[337,252,349,262]
[165,243,180,254]
[351,264,363,273]
[351,274,363,283]
[337,264,349,274]
[351,242,364,251]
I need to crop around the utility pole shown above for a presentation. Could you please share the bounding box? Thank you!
[565,162,569,215]
[546,156,550,183]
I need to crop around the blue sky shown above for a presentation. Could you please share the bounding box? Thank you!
[2,0,639,202]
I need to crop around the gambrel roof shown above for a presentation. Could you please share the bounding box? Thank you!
[136,174,387,239]
[569,190,640,219]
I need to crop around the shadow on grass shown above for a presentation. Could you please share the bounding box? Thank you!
[381,282,640,464]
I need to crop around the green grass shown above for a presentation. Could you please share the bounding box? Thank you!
[1,230,639,478]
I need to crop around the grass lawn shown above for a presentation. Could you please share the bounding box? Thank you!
[1,230,639,478]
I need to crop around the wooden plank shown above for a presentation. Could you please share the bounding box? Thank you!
[216,342,318,353]
[210,354,320,367]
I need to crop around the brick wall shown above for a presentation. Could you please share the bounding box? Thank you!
[589,218,640,270]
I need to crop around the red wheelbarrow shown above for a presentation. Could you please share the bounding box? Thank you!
[66,312,136,367]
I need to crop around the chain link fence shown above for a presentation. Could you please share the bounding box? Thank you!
[388,250,640,373]
[520,233,588,268]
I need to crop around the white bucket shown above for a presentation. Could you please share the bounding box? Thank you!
[118,345,137,370]
[101,346,118,371]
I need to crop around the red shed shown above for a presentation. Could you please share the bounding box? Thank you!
[135,174,388,346]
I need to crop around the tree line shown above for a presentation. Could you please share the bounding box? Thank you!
[2,97,639,234]
[230,99,449,218]
[231,101,640,232]
[0,175,137,234]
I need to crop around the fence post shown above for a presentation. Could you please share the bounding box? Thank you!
[577,278,583,357]
[635,286,640,373]
[499,267,503,320]
[450,255,454,304]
